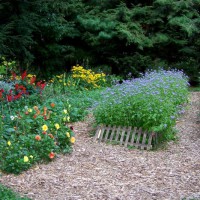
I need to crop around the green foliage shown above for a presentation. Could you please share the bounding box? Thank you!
[0,97,74,174]
[0,74,76,174]
[0,0,200,83]
[94,69,189,141]
[67,89,104,122]
[0,184,30,200]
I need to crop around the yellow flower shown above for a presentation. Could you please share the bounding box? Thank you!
[63,109,68,114]
[7,141,11,146]
[42,125,48,131]
[28,108,32,113]
[67,116,70,122]
[55,123,60,130]
[30,155,33,159]
[66,132,70,138]
[70,137,75,144]
[24,156,29,162]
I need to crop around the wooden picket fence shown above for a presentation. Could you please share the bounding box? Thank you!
[93,125,157,150]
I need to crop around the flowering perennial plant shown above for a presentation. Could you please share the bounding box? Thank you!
[71,65,106,89]
[94,69,189,140]
[0,71,46,102]
[0,99,75,174]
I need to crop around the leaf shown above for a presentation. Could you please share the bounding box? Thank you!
[26,119,33,123]
[6,128,15,133]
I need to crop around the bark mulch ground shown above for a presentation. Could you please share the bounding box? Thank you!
[0,92,200,200]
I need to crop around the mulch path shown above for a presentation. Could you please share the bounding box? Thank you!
[0,92,200,200]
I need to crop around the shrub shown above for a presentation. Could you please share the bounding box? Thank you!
[0,98,75,174]
[94,69,189,141]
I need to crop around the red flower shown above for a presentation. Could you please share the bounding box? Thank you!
[37,81,46,90]
[0,89,4,99]
[35,135,41,141]
[49,152,55,159]
[15,84,19,90]
[30,76,36,85]
[70,126,74,130]
[33,114,37,119]
[6,94,13,102]
[21,71,27,80]
[14,93,21,100]
[42,131,47,135]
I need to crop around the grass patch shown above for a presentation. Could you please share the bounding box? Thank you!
[189,86,200,92]
[0,184,30,200]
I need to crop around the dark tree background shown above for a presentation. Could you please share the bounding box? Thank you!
[0,0,199,84]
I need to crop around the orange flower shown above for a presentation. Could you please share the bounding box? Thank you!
[50,103,55,108]
[49,152,55,159]
[48,134,54,139]
[33,106,38,111]
[42,131,47,135]
[43,107,47,115]
[47,111,52,119]
[35,135,41,141]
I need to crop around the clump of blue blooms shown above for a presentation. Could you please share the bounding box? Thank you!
[94,69,189,140]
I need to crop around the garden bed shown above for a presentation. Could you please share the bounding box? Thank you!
[0,92,199,200]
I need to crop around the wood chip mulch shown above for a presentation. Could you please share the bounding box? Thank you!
[0,92,200,200]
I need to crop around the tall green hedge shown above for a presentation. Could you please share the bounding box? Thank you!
[0,0,199,84]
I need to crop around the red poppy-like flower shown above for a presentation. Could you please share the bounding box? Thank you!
[35,135,41,141]
[49,152,55,159]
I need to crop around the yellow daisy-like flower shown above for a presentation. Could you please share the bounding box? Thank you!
[63,109,68,114]
[70,137,75,144]
[28,108,33,113]
[7,141,11,146]
[55,123,60,130]
[24,156,29,162]
[42,124,48,131]
[66,132,70,138]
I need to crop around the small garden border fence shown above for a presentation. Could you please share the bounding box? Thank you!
[94,125,157,150]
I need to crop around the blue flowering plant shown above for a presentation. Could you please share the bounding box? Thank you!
[94,69,189,142]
